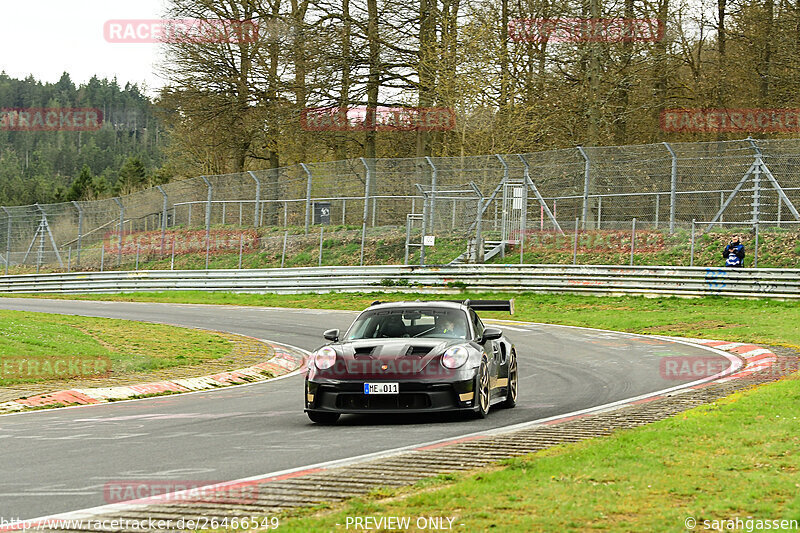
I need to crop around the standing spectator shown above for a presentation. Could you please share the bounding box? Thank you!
[722,235,745,267]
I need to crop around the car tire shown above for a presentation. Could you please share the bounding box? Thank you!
[473,357,491,419]
[502,349,518,409]
[307,411,340,424]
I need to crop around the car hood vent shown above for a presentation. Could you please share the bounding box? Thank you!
[353,346,377,358]
[405,345,432,357]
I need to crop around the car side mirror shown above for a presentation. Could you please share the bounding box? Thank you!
[323,329,339,342]
[480,327,502,342]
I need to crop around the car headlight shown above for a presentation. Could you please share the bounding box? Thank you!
[441,345,469,369]
[314,346,337,370]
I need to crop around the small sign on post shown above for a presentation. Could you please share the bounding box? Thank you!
[423,235,436,246]
[313,202,331,225]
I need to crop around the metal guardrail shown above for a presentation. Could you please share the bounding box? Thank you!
[1,265,799,299]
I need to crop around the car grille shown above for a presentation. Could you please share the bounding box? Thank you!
[335,393,432,410]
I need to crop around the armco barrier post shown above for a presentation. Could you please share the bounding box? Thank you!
[67,247,71,273]
[360,158,371,266]
[2,207,10,275]
[71,201,83,266]
[170,238,175,270]
[301,164,312,235]
[630,217,636,266]
[238,234,244,269]
[690,219,696,267]
[100,243,105,272]
[663,142,677,234]
[248,171,261,228]
[135,244,140,270]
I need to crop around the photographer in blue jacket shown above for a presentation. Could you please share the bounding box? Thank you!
[722,235,745,267]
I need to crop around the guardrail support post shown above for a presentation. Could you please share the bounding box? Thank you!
[690,219,696,267]
[156,186,168,256]
[360,158,372,266]
[248,171,261,228]
[301,164,312,235]
[663,142,677,234]
[2,207,10,275]
[630,217,636,266]
[319,226,324,267]
[577,146,590,230]
[112,197,124,267]
[71,201,83,266]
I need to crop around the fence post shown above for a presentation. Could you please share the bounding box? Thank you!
[171,238,175,270]
[247,171,261,228]
[113,197,124,267]
[2,207,10,275]
[156,186,168,256]
[421,190,428,266]
[663,142,677,234]
[597,196,602,229]
[654,194,660,229]
[135,243,140,270]
[572,217,579,265]
[630,217,636,266]
[360,158,372,266]
[690,219,696,267]
[238,234,244,269]
[754,223,759,268]
[319,226,324,266]
[201,176,212,270]
[426,156,437,230]
[71,201,83,266]
[475,199,484,263]
[100,243,105,272]
[67,247,71,273]
[576,146,590,229]
[300,163,313,234]
[281,230,288,268]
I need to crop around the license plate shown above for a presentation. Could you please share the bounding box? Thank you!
[364,382,399,395]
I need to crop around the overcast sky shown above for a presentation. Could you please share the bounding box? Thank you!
[1,0,169,95]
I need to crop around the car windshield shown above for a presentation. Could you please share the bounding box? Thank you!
[344,308,469,340]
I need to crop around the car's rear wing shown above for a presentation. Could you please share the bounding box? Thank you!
[452,299,514,314]
[369,299,514,314]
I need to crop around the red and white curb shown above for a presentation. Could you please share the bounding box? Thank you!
[0,342,305,414]
[659,337,779,384]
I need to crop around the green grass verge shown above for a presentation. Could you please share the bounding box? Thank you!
[0,310,232,386]
[278,377,800,532]
[13,291,800,348]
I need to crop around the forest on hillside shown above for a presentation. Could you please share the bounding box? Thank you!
[3,0,800,207]
[0,73,167,206]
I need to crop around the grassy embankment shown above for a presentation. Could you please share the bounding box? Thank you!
[7,225,800,274]
[0,310,231,386]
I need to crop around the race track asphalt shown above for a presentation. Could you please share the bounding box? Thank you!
[0,297,727,520]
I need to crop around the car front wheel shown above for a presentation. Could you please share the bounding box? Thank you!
[473,357,490,419]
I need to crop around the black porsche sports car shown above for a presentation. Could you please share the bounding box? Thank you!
[304,299,518,424]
